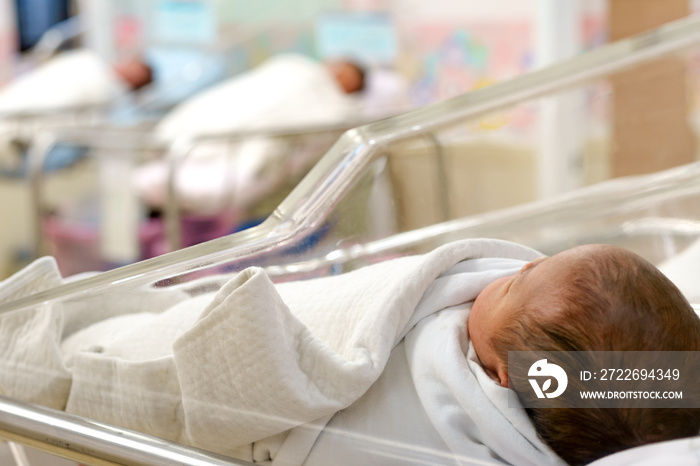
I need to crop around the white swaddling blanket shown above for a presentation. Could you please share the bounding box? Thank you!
[0,239,563,465]
[0,49,125,168]
[132,54,358,214]
[0,49,124,114]
[153,54,355,141]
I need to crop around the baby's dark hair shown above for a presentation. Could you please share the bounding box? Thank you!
[492,245,700,465]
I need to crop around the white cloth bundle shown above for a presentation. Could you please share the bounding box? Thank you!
[0,49,124,114]
[132,54,358,213]
[153,54,355,141]
[0,256,188,409]
[0,239,565,465]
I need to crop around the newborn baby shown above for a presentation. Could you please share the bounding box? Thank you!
[468,244,700,465]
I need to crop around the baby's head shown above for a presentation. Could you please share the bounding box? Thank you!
[325,59,366,94]
[112,57,154,91]
[468,244,700,465]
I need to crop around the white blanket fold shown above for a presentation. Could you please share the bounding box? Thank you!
[173,267,374,450]
[0,257,69,408]
[406,309,555,465]
[0,238,565,465]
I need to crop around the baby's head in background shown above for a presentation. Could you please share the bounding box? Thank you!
[112,57,153,91]
[324,59,366,94]
[467,244,700,465]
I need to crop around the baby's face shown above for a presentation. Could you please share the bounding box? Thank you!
[468,246,597,386]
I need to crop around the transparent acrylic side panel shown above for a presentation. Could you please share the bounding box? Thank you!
[30,124,349,276]
[2,16,700,466]
[254,161,700,282]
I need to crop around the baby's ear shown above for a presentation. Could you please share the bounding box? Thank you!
[497,368,509,388]
[482,366,499,383]
[492,359,509,387]
[483,365,509,387]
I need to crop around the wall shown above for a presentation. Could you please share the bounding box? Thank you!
[390,0,607,107]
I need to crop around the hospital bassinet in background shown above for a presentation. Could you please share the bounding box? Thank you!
[2,14,700,466]
[28,119,374,276]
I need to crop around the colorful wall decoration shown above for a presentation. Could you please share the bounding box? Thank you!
[403,21,533,107]
[398,12,606,134]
